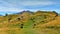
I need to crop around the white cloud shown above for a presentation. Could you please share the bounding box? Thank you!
[4,0,56,6]
[20,1,54,6]
[0,6,21,12]
[0,0,60,13]
[0,0,21,12]
[0,8,21,12]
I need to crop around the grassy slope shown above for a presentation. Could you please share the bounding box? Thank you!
[0,11,60,34]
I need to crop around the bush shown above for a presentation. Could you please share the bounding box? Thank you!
[46,26,60,29]
[5,13,8,16]
[30,18,35,20]
[33,24,36,28]
[17,18,20,21]
[20,24,24,28]
[8,18,11,22]
[21,16,24,18]
[40,21,47,24]
[46,26,54,28]
[53,11,58,17]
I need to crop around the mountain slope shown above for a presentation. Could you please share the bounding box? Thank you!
[0,11,60,34]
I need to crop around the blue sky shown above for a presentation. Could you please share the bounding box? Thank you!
[0,0,60,15]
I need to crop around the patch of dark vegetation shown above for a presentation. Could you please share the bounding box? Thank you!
[5,13,8,16]
[8,18,11,22]
[46,26,55,28]
[40,21,45,24]
[21,26,23,28]
[17,18,21,21]
[30,18,35,20]
[41,21,45,22]
[46,26,60,29]
[30,18,35,22]
[53,11,58,17]
[40,20,47,24]
[21,16,24,18]
[33,24,36,28]
[20,24,24,29]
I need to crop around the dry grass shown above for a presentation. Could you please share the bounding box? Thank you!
[0,11,60,34]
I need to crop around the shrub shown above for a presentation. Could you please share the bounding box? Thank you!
[30,18,35,20]
[8,18,11,22]
[46,26,54,28]
[20,24,24,28]
[21,16,24,18]
[46,26,60,29]
[5,13,8,16]
[40,21,46,24]
[33,24,36,28]
[53,11,58,17]
[17,18,20,21]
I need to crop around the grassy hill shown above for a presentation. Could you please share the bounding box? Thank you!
[0,11,60,34]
